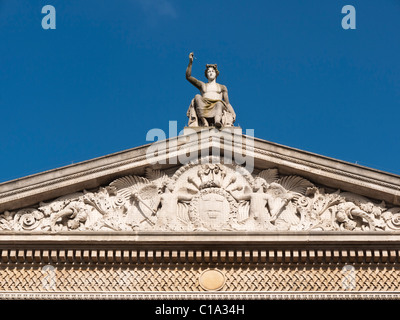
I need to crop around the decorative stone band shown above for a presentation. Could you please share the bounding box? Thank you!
[1,292,400,300]
[1,232,400,299]
[1,264,400,299]
[1,247,400,265]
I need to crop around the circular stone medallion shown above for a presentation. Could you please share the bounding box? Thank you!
[199,269,226,291]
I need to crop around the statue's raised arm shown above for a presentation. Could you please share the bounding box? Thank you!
[186,52,236,129]
[186,52,204,91]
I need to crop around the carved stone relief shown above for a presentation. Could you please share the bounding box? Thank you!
[1,156,399,232]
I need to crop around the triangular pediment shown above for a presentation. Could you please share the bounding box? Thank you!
[1,128,400,233]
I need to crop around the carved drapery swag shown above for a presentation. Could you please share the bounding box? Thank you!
[1,157,399,232]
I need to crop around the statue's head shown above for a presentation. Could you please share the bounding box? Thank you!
[204,64,219,80]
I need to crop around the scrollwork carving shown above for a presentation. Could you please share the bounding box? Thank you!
[15,208,44,231]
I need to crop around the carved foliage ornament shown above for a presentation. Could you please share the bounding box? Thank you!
[1,157,399,232]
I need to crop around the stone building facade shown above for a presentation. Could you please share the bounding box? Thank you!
[1,129,400,299]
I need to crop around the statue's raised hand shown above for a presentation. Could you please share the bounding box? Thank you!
[189,52,194,62]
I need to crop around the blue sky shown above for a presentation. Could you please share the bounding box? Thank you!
[0,0,399,183]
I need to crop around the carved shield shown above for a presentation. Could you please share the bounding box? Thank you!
[199,193,229,229]
[189,188,236,230]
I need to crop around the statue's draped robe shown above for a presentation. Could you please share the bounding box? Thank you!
[187,96,234,127]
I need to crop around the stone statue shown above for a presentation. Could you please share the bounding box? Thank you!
[186,52,236,129]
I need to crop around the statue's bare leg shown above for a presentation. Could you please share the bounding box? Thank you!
[214,102,224,129]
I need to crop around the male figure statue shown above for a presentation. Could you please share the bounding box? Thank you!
[186,52,236,129]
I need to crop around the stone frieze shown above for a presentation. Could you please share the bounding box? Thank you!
[1,156,399,232]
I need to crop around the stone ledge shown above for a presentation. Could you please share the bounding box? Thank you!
[1,231,400,245]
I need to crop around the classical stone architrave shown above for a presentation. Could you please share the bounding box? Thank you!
[0,232,400,300]
[2,232,400,264]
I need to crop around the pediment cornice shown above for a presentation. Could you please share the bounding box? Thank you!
[1,129,399,214]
